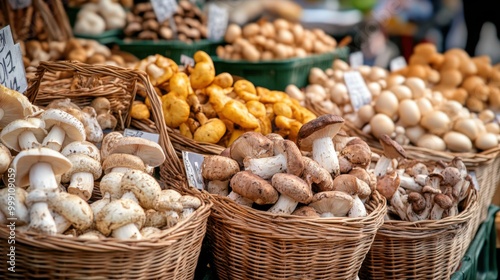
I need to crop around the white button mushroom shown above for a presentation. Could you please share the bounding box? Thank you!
[0,187,29,225]
[0,118,47,151]
[120,169,162,210]
[41,109,86,152]
[47,191,93,234]
[96,199,146,240]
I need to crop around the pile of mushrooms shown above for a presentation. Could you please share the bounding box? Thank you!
[0,86,200,240]
[123,0,208,42]
[374,134,473,221]
[286,58,500,153]
[217,18,338,61]
[73,0,127,35]
[202,114,376,218]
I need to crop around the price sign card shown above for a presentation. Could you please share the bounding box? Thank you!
[123,128,160,143]
[0,26,27,93]
[8,0,32,10]
[390,56,407,72]
[151,0,178,24]
[180,54,195,67]
[182,151,205,190]
[344,71,372,111]
[207,3,228,41]
[349,51,363,69]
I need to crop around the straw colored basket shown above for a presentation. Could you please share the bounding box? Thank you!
[360,188,478,280]
[1,60,212,279]
[205,191,386,280]
[345,122,500,232]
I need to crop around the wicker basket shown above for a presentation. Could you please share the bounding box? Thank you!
[360,188,478,280]
[1,60,212,279]
[204,191,386,280]
[344,122,500,233]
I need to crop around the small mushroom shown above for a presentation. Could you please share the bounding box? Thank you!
[101,153,146,174]
[430,193,454,220]
[106,136,166,167]
[301,156,333,192]
[229,131,274,166]
[374,134,407,177]
[308,191,354,217]
[179,195,202,219]
[0,118,47,151]
[332,174,371,217]
[201,155,239,196]
[230,171,279,205]
[297,114,345,176]
[291,206,320,217]
[267,173,312,215]
[96,199,146,239]
[0,84,34,128]
[41,109,86,151]
[47,191,94,233]
[120,169,162,210]
[0,187,29,225]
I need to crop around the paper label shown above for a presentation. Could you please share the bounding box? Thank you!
[0,26,27,93]
[123,128,160,143]
[390,56,407,72]
[8,0,32,10]
[349,51,363,69]
[469,171,479,191]
[207,3,229,41]
[344,71,372,111]
[182,151,205,190]
[180,54,194,67]
[151,0,178,24]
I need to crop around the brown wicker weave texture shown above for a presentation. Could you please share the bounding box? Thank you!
[0,60,212,280]
[360,188,478,280]
[206,191,386,280]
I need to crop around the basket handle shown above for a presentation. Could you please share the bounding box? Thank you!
[26,61,188,192]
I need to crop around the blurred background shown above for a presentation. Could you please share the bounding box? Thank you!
[207,0,500,67]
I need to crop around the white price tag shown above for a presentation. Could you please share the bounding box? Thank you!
[180,54,194,67]
[151,0,178,24]
[123,128,160,143]
[8,0,32,10]
[0,26,28,93]
[207,3,229,41]
[349,51,363,69]
[390,56,407,72]
[182,151,205,190]
[344,71,372,111]
[469,171,479,191]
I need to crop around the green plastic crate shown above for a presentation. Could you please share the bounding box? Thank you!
[211,47,349,91]
[112,38,222,64]
[451,205,499,280]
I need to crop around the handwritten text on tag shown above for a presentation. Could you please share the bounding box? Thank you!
[182,151,205,190]
[123,128,160,143]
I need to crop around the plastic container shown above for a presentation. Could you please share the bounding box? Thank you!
[211,47,349,91]
[451,205,499,280]
[113,38,222,64]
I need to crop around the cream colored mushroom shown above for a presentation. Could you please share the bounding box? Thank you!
[416,134,447,151]
[420,111,451,136]
[443,131,473,152]
[369,114,395,139]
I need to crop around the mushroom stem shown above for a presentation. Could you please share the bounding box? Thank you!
[52,210,72,234]
[244,154,287,179]
[348,196,367,217]
[312,136,339,176]
[374,156,392,177]
[28,162,58,234]
[390,190,408,220]
[398,174,423,193]
[111,222,143,240]
[207,180,229,196]
[42,125,66,151]
[430,203,445,220]
[68,172,95,201]
[19,130,41,150]
[227,191,253,207]
[320,212,335,218]
[267,194,299,215]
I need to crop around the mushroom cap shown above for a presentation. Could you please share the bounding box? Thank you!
[100,131,124,158]
[291,205,320,217]
[407,192,426,213]
[297,114,345,152]
[340,143,371,167]
[0,143,12,174]
[179,195,202,209]
[61,141,101,162]
[441,166,462,186]
[376,171,401,200]
[48,191,93,231]
[12,147,72,188]
[229,131,274,165]
[230,171,279,205]
[271,173,312,204]
[0,84,34,128]
[0,118,47,151]
[333,174,371,198]
[108,137,166,167]
[434,193,453,209]
[95,199,146,236]
[309,191,354,217]
[274,139,304,177]
[121,169,162,210]
[99,172,125,199]
[379,134,407,159]
[101,153,146,174]
[156,189,183,212]
[41,109,86,142]
[61,154,102,183]
[301,156,333,192]
[201,155,240,181]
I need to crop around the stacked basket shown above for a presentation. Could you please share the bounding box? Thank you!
[0,61,211,279]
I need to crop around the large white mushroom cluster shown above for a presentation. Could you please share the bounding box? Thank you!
[286,57,500,153]
[202,114,376,218]
[0,85,198,240]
